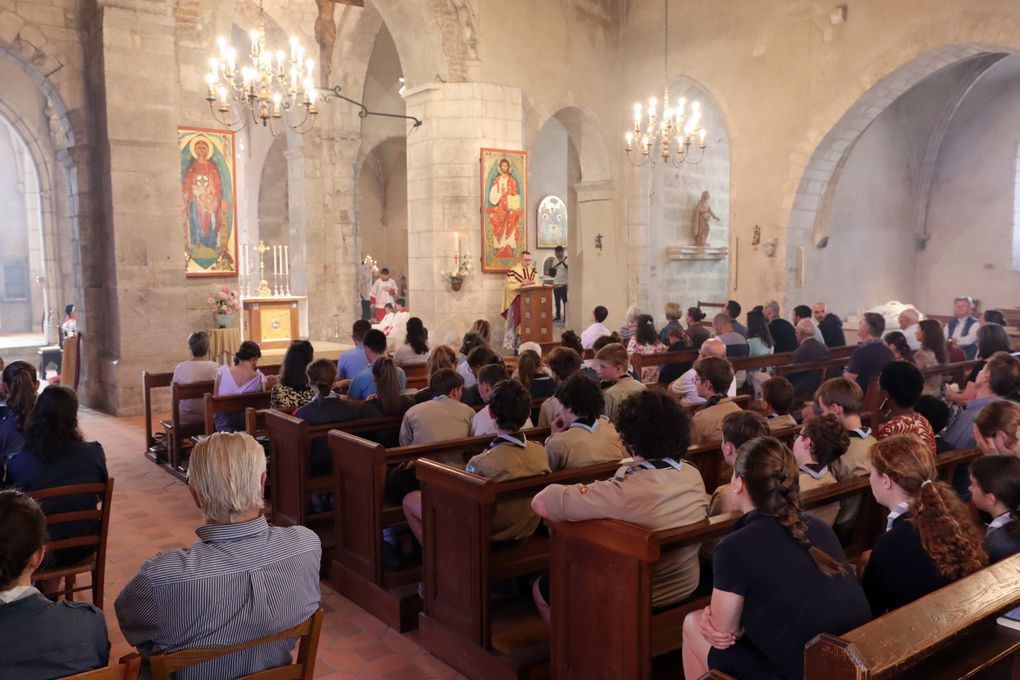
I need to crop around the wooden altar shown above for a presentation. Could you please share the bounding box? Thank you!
[241,296,306,349]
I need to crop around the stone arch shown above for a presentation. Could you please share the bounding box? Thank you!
[366,0,465,87]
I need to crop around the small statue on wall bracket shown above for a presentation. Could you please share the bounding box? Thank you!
[693,190,720,247]
[595,233,604,254]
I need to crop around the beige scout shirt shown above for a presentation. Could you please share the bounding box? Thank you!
[767,414,798,433]
[399,395,474,446]
[829,429,875,529]
[690,399,743,445]
[535,459,708,608]
[603,375,646,422]
[543,417,627,471]
[799,465,839,527]
[465,436,551,542]
[537,396,563,428]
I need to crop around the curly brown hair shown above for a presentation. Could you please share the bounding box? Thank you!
[800,414,850,467]
[735,437,847,577]
[869,435,987,580]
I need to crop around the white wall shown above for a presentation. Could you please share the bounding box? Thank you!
[528,117,569,258]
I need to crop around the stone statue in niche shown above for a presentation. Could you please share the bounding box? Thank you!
[693,190,719,246]
[315,0,337,86]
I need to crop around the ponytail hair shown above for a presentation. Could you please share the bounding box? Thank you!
[2,361,39,430]
[870,435,987,580]
[734,436,848,578]
[371,357,403,416]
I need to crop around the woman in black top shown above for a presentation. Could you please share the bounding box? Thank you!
[517,350,555,399]
[5,386,108,569]
[683,437,870,680]
[0,361,39,462]
[861,435,986,615]
[295,359,361,477]
[969,455,1020,563]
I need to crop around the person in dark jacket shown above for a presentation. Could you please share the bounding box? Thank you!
[969,455,1020,564]
[814,302,847,347]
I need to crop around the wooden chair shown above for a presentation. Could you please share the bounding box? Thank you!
[149,607,324,680]
[60,333,82,391]
[165,380,214,472]
[142,370,174,461]
[30,478,115,608]
[64,654,141,680]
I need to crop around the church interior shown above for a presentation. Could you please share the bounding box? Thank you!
[3,0,1020,678]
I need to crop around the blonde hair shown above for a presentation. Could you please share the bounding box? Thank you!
[664,302,682,321]
[595,342,629,370]
[188,432,267,522]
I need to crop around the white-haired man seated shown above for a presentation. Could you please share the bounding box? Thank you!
[115,433,321,679]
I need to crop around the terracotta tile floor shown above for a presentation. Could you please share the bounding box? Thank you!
[79,409,465,679]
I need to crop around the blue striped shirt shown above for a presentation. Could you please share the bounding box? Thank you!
[114,516,321,679]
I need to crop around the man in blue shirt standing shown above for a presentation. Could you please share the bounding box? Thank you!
[337,319,372,380]
[348,329,406,399]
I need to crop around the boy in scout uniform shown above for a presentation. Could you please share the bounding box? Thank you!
[594,342,646,421]
[531,390,708,622]
[761,377,798,432]
[792,414,847,527]
[706,411,770,517]
[544,374,626,471]
[689,356,743,445]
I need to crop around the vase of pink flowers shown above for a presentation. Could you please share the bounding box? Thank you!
[209,286,242,328]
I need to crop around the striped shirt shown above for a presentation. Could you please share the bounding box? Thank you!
[114,516,321,679]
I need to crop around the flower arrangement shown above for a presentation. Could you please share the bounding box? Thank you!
[208,286,242,316]
[440,249,472,292]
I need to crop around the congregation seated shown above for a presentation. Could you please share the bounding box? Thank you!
[707,411,770,517]
[349,329,406,400]
[459,345,503,406]
[712,313,749,360]
[115,432,321,677]
[0,490,110,678]
[973,400,1020,456]
[170,331,218,424]
[402,379,550,547]
[336,319,371,381]
[791,414,846,526]
[456,329,488,388]
[683,437,871,680]
[914,319,948,395]
[914,394,953,455]
[618,304,641,344]
[393,316,430,367]
[744,309,774,391]
[884,330,913,363]
[813,301,847,348]
[471,364,533,436]
[969,455,1020,564]
[5,386,108,571]
[845,312,894,392]
[860,435,986,616]
[658,301,685,346]
[669,338,737,407]
[761,377,797,432]
[412,344,458,403]
[787,318,830,397]
[516,349,556,399]
[271,339,315,411]
[764,300,798,353]
[943,351,1020,451]
[690,356,742,445]
[627,314,668,383]
[725,299,748,338]
[294,359,361,477]
[594,342,645,421]
[533,390,708,620]
[946,323,1013,405]
[399,368,473,446]
[793,304,825,345]
[983,308,1007,326]
[213,340,267,432]
[946,295,980,360]
[580,304,611,350]
[658,324,696,386]
[537,346,584,427]
[358,357,414,447]
[544,374,626,471]
[0,360,38,461]
[687,306,711,349]
[898,306,921,351]
[876,361,936,454]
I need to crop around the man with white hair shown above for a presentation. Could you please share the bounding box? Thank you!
[669,337,738,407]
[115,433,321,679]
[787,318,831,396]
[898,307,922,351]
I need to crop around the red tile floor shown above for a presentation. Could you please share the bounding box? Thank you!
[80,409,465,679]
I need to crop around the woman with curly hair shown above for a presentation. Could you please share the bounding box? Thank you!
[683,437,869,680]
[627,314,668,383]
[862,434,986,615]
[532,390,707,623]
[913,319,947,396]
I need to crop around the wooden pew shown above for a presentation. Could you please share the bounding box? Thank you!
[774,355,852,397]
[918,358,982,392]
[545,446,981,680]
[416,457,626,680]
[631,345,855,387]
[165,380,214,473]
[327,426,550,632]
[202,391,273,435]
[805,551,1020,679]
[404,363,429,391]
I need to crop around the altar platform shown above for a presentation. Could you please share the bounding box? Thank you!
[260,339,353,363]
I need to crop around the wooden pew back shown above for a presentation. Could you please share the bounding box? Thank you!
[203,391,272,435]
[404,364,429,390]
[142,371,173,453]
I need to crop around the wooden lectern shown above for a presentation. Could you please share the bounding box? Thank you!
[518,285,554,344]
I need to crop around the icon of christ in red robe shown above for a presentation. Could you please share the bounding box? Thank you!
[486,158,523,260]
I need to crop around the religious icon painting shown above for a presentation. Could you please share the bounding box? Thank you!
[179,126,238,277]
[537,195,567,249]
[480,148,527,272]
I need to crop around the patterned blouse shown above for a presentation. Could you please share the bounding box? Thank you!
[877,413,937,455]
[627,337,668,384]
[271,384,315,412]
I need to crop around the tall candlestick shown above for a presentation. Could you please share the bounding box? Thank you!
[273,245,279,276]
[283,245,289,276]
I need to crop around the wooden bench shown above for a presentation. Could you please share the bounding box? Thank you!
[918,358,982,392]
[328,426,551,633]
[544,446,981,680]
[774,355,852,398]
[404,363,429,390]
[805,551,1020,680]
[202,391,273,436]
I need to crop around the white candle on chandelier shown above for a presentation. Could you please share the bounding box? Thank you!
[305,59,314,79]
[218,86,228,108]
[205,73,216,98]
[276,50,286,74]
[625,131,633,149]
[226,47,237,72]
[304,79,315,104]
[249,29,259,55]
[272,92,282,116]
[216,36,227,56]
[289,36,299,61]
[699,128,707,148]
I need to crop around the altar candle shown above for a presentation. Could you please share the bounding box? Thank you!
[283,245,289,276]
[273,245,279,276]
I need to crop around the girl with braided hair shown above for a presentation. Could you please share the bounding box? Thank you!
[683,437,870,680]
[970,455,1020,563]
[862,435,986,615]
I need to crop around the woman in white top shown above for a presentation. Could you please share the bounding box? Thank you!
[393,317,429,367]
[171,331,219,425]
[213,340,266,431]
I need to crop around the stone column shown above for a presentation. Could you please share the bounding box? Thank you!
[402,82,524,346]
[93,0,186,414]
[573,179,626,330]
